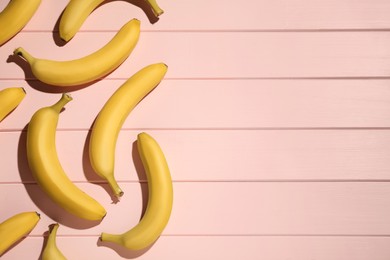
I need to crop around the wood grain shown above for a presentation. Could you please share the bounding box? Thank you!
[2,130,390,182]
[3,236,390,260]
[4,0,390,31]
[2,79,390,130]
[3,32,390,80]
[1,0,390,259]
[1,182,390,236]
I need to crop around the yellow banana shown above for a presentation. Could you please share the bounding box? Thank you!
[59,0,163,42]
[101,132,173,250]
[89,63,168,198]
[42,223,67,260]
[0,211,40,256]
[0,0,41,46]
[0,87,26,122]
[13,19,140,87]
[27,93,106,221]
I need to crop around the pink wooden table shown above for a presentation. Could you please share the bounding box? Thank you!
[2,0,390,259]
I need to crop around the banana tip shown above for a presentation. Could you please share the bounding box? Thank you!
[60,34,72,42]
[59,29,73,42]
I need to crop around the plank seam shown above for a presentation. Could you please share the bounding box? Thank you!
[4,180,390,185]
[19,29,390,33]
[3,127,390,133]
[25,234,390,238]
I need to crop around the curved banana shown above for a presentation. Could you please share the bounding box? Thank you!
[14,18,140,87]
[0,0,41,46]
[27,93,106,221]
[42,223,67,260]
[101,132,173,250]
[0,87,26,122]
[0,211,40,256]
[59,0,163,42]
[89,63,168,198]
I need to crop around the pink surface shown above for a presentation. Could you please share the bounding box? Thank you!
[2,0,390,259]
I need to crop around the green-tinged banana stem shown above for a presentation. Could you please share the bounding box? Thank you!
[100,233,122,244]
[14,47,35,64]
[42,223,67,260]
[51,93,73,113]
[107,175,124,197]
[146,0,164,16]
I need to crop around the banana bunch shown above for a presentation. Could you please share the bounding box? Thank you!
[101,132,173,250]
[0,0,41,46]
[0,212,40,256]
[60,0,164,42]
[26,93,107,221]
[89,63,168,198]
[0,87,26,122]
[14,18,140,87]
[42,223,67,260]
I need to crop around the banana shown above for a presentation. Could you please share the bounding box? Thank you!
[0,211,40,256]
[13,18,140,87]
[27,93,106,221]
[89,63,168,198]
[101,132,173,250]
[42,223,67,260]
[0,87,26,122]
[0,0,41,46]
[59,0,163,42]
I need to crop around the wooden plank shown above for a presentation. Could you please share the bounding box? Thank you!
[3,0,390,32]
[1,182,390,236]
[2,129,390,182]
[2,236,390,260]
[3,32,390,79]
[2,79,390,130]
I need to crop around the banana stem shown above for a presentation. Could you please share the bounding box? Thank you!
[51,93,73,113]
[14,47,35,63]
[145,0,164,16]
[107,176,124,198]
[47,223,59,242]
[100,232,122,244]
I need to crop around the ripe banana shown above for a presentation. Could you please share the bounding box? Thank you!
[13,18,140,87]
[89,63,168,198]
[0,87,26,122]
[0,211,40,256]
[42,223,67,260]
[0,0,41,46]
[27,93,106,221]
[101,132,173,250]
[59,0,163,42]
